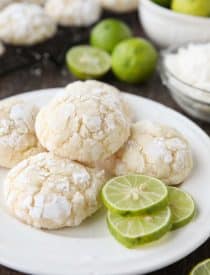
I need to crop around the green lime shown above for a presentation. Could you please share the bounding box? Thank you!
[190,259,210,275]
[90,18,133,53]
[152,0,171,8]
[112,38,158,84]
[168,186,195,230]
[66,45,111,80]
[102,175,168,215]
[172,0,210,17]
[107,207,172,248]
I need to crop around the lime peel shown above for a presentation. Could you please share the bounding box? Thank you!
[102,174,168,215]
[107,207,172,248]
[66,45,111,80]
[190,258,210,275]
[168,186,196,230]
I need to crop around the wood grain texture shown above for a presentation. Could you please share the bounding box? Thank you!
[0,10,209,275]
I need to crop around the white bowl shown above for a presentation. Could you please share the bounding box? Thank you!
[139,0,210,48]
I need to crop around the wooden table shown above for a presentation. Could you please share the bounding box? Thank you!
[0,11,209,275]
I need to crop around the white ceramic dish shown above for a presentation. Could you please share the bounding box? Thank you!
[139,0,210,48]
[0,88,210,275]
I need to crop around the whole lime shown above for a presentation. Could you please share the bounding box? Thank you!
[112,38,158,84]
[172,0,210,16]
[90,18,133,54]
[152,0,171,8]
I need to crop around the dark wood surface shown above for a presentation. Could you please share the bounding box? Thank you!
[0,10,209,275]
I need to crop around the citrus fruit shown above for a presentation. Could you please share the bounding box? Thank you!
[172,0,210,17]
[107,207,172,248]
[190,259,210,275]
[152,0,171,8]
[102,174,168,215]
[90,18,133,53]
[112,38,158,84]
[168,186,195,230]
[66,45,111,80]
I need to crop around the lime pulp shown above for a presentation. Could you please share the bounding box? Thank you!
[66,45,111,80]
[190,259,210,275]
[168,186,195,230]
[107,207,172,248]
[102,174,168,215]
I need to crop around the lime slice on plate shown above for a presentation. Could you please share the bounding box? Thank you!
[190,259,210,275]
[66,45,111,80]
[102,174,168,215]
[168,186,195,230]
[107,207,172,248]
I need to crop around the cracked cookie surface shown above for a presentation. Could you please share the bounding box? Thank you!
[0,3,57,45]
[35,80,131,166]
[0,98,44,168]
[102,120,193,185]
[4,152,106,229]
[45,0,101,27]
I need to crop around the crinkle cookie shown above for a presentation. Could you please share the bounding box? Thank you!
[99,0,138,12]
[44,0,101,27]
[0,98,44,168]
[35,80,131,166]
[0,3,57,45]
[103,120,193,185]
[4,152,106,229]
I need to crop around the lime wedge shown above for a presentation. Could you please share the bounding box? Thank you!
[102,175,168,215]
[168,186,195,230]
[66,45,111,80]
[190,259,210,275]
[107,207,172,248]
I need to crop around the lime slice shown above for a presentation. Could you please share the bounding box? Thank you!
[107,207,172,248]
[168,186,195,230]
[66,45,111,80]
[190,259,210,275]
[102,175,168,215]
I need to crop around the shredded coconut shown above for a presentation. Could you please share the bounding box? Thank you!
[165,43,210,94]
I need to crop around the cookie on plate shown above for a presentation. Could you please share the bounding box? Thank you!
[44,0,102,27]
[102,120,193,185]
[4,152,106,229]
[0,3,57,45]
[35,80,131,166]
[0,98,44,168]
[99,0,138,13]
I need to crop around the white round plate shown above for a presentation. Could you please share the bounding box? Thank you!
[0,89,210,275]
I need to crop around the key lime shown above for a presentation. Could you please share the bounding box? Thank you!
[112,38,158,84]
[190,259,210,275]
[172,0,210,17]
[90,18,133,53]
[168,186,195,230]
[66,45,111,80]
[107,207,172,248]
[102,175,168,215]
[152,0,171,8]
